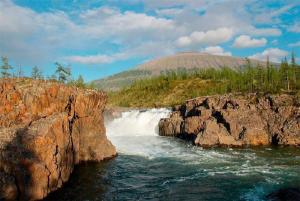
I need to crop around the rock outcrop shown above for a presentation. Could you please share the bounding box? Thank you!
[159,94,300,147]
[0,79,116,200]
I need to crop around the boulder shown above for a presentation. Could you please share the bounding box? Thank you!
[159,94,300,147]
[0,79,116,200]
[195,118,242,147]
[158,117,182,136]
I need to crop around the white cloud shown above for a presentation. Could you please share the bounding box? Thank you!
[288,22,300,33]
[0,0,81,65]
[0,0,293,68]
[244,26,282,36]
[67,55,115,64]
[249,48,288,63]
[233,35,267,48]
[155,8,183,17]
[141,0,207,10]
[254,4,294,24]
[271,39,278,45]
[176,36,192,47]
[80,7,177,42]
[176,27,233,47]
[66,41,175,64]
[0,1,179,65]
[66,51,133,65]
[289,41,300,47]
[201,46,232,56]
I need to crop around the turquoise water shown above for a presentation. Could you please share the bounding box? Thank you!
[45,109,300,201]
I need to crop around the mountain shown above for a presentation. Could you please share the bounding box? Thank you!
[93,52,270,91]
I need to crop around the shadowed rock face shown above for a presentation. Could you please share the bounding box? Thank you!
[159,94,300,147]
[0,79,116,200]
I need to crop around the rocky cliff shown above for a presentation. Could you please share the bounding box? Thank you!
[159,94,300,147]
[0,79,116,200]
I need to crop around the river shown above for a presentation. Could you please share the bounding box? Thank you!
[46,109,300,201]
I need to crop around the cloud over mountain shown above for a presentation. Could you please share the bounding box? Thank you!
[201,46,232,56]
[233,35,267,48]
[176,28,233,47]
[0,0,298,80]
[249,48,288,63]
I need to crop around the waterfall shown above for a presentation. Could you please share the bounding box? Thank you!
[105,108,171,157]
[106,108,170,137]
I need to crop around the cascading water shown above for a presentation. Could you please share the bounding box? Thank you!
[46,109,300,201]
[107,108,170,137]
[106,108,172,157]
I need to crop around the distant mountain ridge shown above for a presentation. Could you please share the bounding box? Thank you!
[93,52,271,91]
[136,52,267,73]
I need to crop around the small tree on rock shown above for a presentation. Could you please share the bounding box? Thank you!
[75,75,85,88]
[1,57,13,78]
[55,62,71,83]
[16,66,24,78]
[291,51,298,88]
[280,57,291,91]
[31,66,43,79]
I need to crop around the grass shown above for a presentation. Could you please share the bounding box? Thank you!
[108,78,233,108]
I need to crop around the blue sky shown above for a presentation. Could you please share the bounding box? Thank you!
[0,0,299,81]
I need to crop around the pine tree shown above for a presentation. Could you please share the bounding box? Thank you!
[16,65,24,78]
[291,51,297,88]
[74,75,85,88]
[1,57,13,78]
[280,57,290,91]
[55,62,71,83]
[244,58,252,91]
[31,66,43,79]
[266,55,271,86]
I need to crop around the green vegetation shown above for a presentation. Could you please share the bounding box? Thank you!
[31,66,43,79]
[67,75,96,89]
[109,56,300,108]
[1,57,13,78]
[55,62,71,83]
[0,57,95,90]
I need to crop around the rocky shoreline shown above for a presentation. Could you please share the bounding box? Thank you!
[159,93,299,147]
[0,79,116,200]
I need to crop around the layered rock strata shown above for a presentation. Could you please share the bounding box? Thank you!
[159,94,300,147]
[0,79,116,200]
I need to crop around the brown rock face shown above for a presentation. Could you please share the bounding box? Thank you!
[159,94,300,147]
[0,79,116,200]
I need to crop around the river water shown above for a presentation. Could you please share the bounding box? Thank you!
[46,109,300,201]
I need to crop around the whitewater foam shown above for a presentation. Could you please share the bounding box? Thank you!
[48,109,300,201]
[106,108,170,137]
[105,109,300,180]
[105,108,172,157]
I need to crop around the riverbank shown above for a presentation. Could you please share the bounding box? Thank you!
[159,93,299,147]
[46,109,300,201]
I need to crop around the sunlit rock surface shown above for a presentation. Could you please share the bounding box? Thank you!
[159,94,300,147]
[0,79,116,200]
